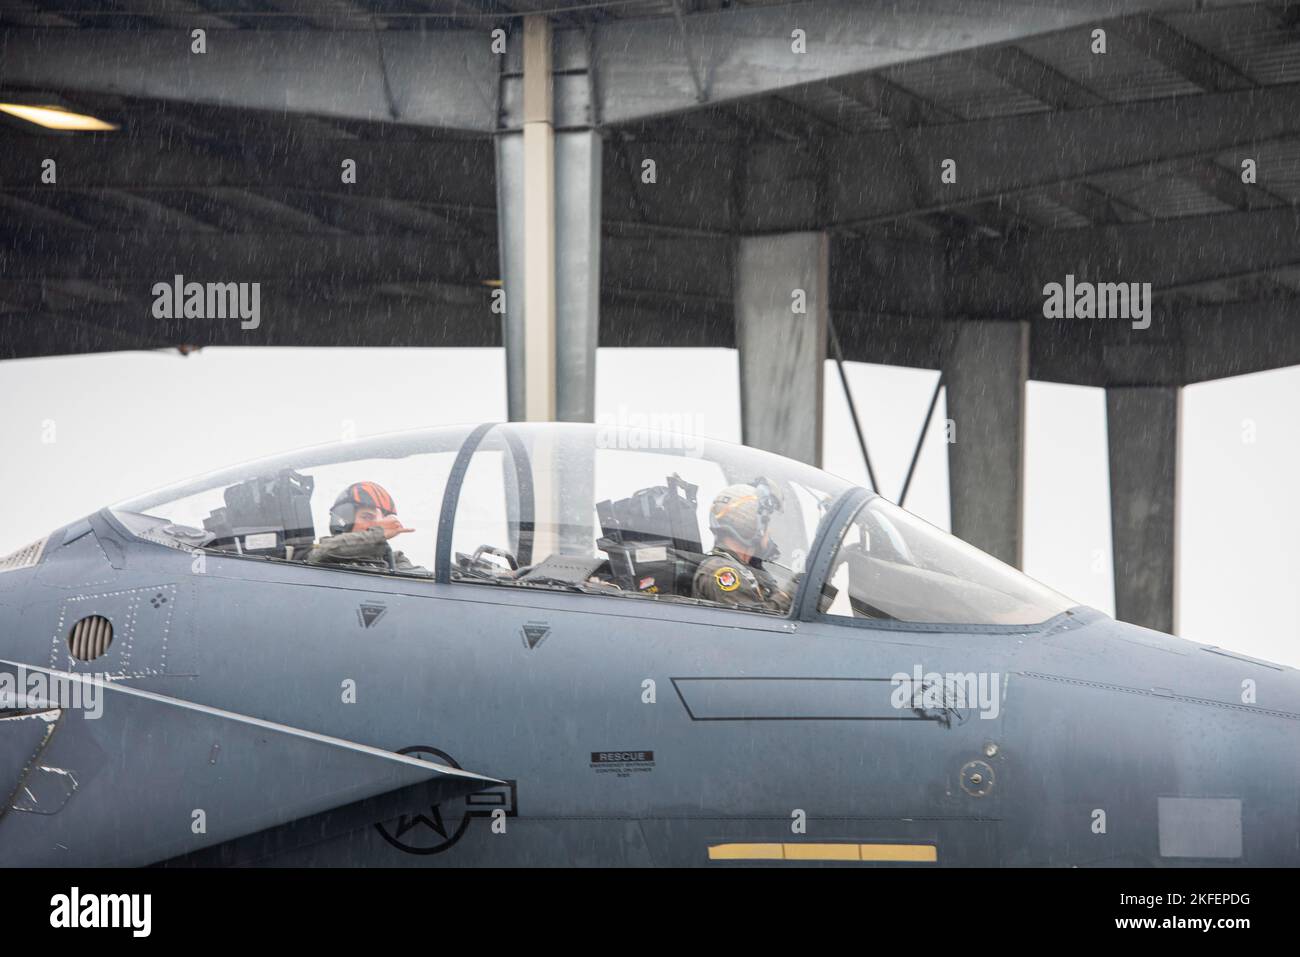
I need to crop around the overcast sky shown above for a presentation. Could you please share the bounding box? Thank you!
[1,347,1295,666]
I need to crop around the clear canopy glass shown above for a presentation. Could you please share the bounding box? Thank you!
[446,422,850,612]
[110,422,1076,626]
[111,425,476,573]
[820,496,1074,625]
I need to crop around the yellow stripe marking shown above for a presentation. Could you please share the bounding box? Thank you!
[707,843,785,860]
[707,842,938,863]
[858,843,938,862]
[784,842,860,861]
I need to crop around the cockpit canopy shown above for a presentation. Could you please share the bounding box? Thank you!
[110,422,1074,626]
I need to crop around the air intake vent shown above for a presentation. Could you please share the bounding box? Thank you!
[68,615,114,661]
[0,536,48,574]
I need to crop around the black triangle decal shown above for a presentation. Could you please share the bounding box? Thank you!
[522,623,550,649]
[359,603,387,629]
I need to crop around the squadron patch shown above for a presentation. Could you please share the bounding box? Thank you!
[714,566,741,592]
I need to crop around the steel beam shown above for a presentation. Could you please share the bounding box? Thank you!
[588,0,1255,124]
[2,2,1259,130]
[0,27,499,130]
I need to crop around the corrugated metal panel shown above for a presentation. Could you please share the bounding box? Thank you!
[1083,168,1185,217]
[1215,138,1300,202]
[780,85,894,132]
[882,57,1050,121]
[1008,191,1093,230]
[1120,175,1237,219]
[1174,279,1251,304]
[1267,266,1300,293]
[1018,30,1203,102]
[1075,174,1140,219]
[504,0,787,18]
[1163,7,1300,86]
[1176,271,1295,305]
[8,189,207,232]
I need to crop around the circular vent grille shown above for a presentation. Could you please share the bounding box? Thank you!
[68,615,114,661]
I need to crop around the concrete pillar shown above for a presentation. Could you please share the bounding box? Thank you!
[942,319,1028,568]
[554,130,602,423]
[495,131,527,418]
[734,232,829,466]
[1107,386,1180,634]
[495,16,602,424]
[520,15,556,423]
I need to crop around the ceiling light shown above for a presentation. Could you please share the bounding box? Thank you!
[0,104,118,131]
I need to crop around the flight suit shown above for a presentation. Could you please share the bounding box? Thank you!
[692,546,793,614]
[304,526,429,576]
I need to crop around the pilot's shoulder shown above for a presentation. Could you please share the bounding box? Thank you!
[695,553,734,574]
[695,554,755,594]
[307,527,385,560]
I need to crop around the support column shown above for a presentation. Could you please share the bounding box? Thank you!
[554,130,602,423]
[734,232,829,466]
[496,15,602,424]
[520,15,556,423]
[495,131,526,418]
[1107,386,1180,634]
[942,319,1028,568]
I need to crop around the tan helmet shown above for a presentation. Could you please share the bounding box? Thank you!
[708,481,780,551]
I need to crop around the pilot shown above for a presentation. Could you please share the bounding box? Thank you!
[692,480,793,614]
[305,482,429,576]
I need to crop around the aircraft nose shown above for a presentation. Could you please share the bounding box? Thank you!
[1184,649,1300,865]
[1041,619,1300,865]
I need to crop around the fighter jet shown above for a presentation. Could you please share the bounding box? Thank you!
[1,422,1295,866]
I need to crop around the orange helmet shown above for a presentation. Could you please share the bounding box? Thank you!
[329,481,397,534]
